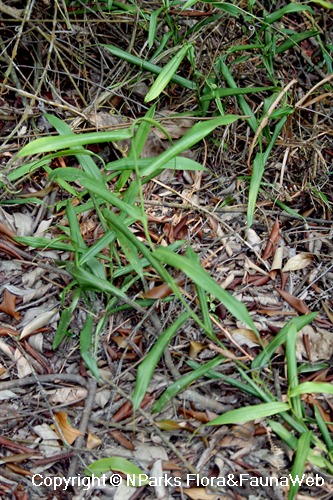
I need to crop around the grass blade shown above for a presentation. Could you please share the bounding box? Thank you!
[264,4,313,25]
[154,247,258,334]
[286,323,303,419]
[141,115,240,178]
[251,313,318,369]
[247,152,265,227]
[152,356,225,413]
[132,312,190,410]
[49,168,143,221]
[145,44,191,102]
[206,402,290,426]
[289,382,333,397]
[288,431,312,500]
[18,129,133,156]
[102,44,196,90]
[80,314,100,379]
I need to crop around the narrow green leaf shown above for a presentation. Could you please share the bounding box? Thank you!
[286,323,302,419]
[152,356,225,413]
[66,263,144,313]
[85,257,107,281]
[49,168,143,221]
[154,247,258,334]
[264,4,313,25]
[132,312,190,410]
[79,231,116,266]
[218,61,258,133]
[310,0,333,8]
[247,152,265,227]
[201,85,277,102]
[148,8,163,49]
[108,156,207,172]
[117,105,156,190]
[103,44,196,90]
[251,313,318,369]
[276,30,319,54]
[18,129,133,157]
[85,457,147,484]
[145,44,191,102]
[289,431,312,500]
[14,236,75,252]
[186,247,212,333]
[289,382,333,398]
[206,402,290,426]
[44,114,104,181]
[66,200,86,251]
[52,308,72,350]
[113,224,143,278]
[187,360,259,397]
[314,405,333,453]
[80,314,100,380]
[142,116,239,178]
[269,420,331,471]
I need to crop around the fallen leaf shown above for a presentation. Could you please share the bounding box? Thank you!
[14,349,32,378]
[0,221,17,239]
[54,411,83,445]
[189,341,207,358]
[87,432,103,450]
[262,218,279,260]
[231,328,261,347]
[20,308,58,340]
[275,288,310,314]
[282,253,313,272]
[48,387,88,405]
[271,246,284,271]
[322,301,333,323]
[0,289,21,320]
[108,430,135,450]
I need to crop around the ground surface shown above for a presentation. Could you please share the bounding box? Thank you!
[0,1,333,499]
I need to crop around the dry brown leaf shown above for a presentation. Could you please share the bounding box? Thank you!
[5,463,32,478]
[109,430,135,450]
[14,349,32,378]
[143,282,176,299]
[275,288,310,314]
[20,308,58,340]
[282,253,313,272]
[189,341,206,358]
[262,218,280,260]
[271,246,284,271]
[322,301,333,323]
[53,411,83,445]
[296,325,333,362]
[0,289,20,320]
[0,452,37,464]
[244,256,268,276]
[48,387,88,405]
[153,111,195,139]
[0,340,15,360]
[0,221,17,239]
[111,394,152,422]
[231,328,261,347]
[178,407,210,424]
[245,228,262,248]
[86,431,102,450]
